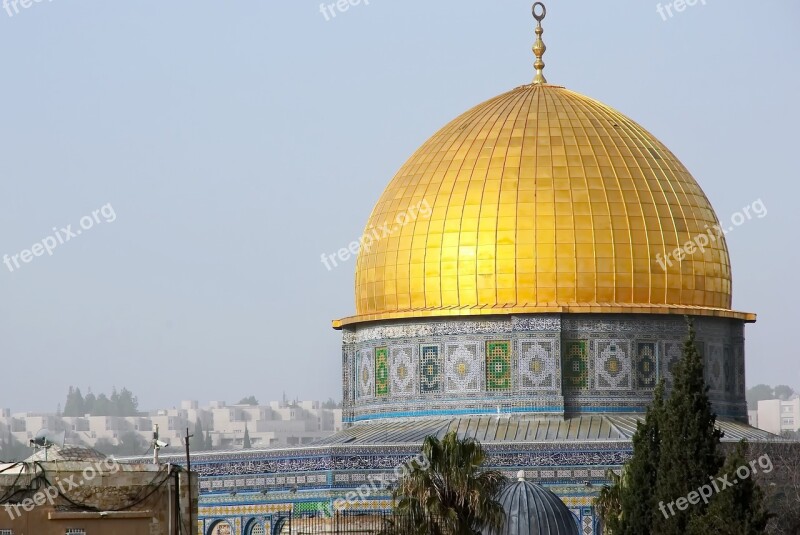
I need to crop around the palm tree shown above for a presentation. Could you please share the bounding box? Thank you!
[595,468,626,534]
[391,431,507,535]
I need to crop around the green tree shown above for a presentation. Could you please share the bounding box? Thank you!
[774,385,795,401]
[653,320,724,535]
[205,428,213,451]
[609,381,666,534]
[747,384,775,410]
[596,468,625,535]
[688,440,770,534]
[109,388,121,416]
[322,398,341,409]
[392,431,506,535]
[63,387,85,417]
[238,396,259,406]
[83,391,96,415]
[115,431,147,456]
[93,393,111,416]
[117,388,139,416]
[195,418,205,451]
[243,425,252,449]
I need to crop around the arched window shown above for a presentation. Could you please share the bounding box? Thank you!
[207,520,232,535]
[245,520,265,535]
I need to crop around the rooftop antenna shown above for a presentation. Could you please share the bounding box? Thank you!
[153,424,169,465]
[29,429,65,461]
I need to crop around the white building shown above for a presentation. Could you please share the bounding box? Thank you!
[0,399,342,452]
[754,396,800,436]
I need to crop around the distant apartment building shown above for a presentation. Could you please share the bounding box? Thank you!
[0,400,342,452]
[752,396,800,436]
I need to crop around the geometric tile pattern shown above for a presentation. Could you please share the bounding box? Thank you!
[707,343,724,393]
[735,343,746,396]
[635,342,658,389]
[485,341,512,391]
[342,315,747,421]
[375,347,389,397]
[419,345,442,393]
[723,345,734,395]
[562,341,589,390]
[519,339,557,390]
[389,346,415,396]
[445,342,481,393]
[357,349,374,399]
[662,341,683,389]
[595,340,632,390]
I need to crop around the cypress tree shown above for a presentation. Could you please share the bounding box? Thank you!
[653,319,723,534]
[243,425,252,449]
[618,380,666,534]
[687,440,770,535]
[195,418,205,450]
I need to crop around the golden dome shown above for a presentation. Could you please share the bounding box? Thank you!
[336,83,754,327]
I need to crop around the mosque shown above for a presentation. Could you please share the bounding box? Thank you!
[185,4,775,534]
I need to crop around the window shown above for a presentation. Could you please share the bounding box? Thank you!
[783,418,795,426]
[783,406,793,413]
[66,530,86,535]
[0,529,14,535]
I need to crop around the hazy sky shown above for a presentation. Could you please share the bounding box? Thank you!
[1,1,797,412]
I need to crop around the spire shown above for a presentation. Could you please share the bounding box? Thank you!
[532,2,547,84]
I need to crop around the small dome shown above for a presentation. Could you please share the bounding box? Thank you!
[493,473,579,535]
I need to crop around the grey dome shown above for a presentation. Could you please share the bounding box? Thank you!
[493,473,579,535]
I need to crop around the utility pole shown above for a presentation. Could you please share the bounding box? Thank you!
[153,424,160,465]
[184,427,194,534]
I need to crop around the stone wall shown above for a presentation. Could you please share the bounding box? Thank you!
[0,461,197,535]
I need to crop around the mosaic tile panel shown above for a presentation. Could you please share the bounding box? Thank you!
[375,347,389,397]
[389,346,415,396]
[636,342,658,389]
[445,342,481,393]
[724,345,734,395]
[735,343,746,396]
[595,340,632,390]
[486,341,512,391]
[562,341,589,390]
[357,349,374,400]
[519,339,557,390]
[344,315,747,421]
[294,501,328,514]
[662,341,683,389]
[707,343,724,393]
[419,345,442,393]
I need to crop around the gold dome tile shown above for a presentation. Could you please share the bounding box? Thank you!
[337,84,754,327]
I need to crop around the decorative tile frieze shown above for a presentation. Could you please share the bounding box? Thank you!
[595,340,632,391]
[389,345,415,396]
[445,342,481,393]
[519,339,558,390]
